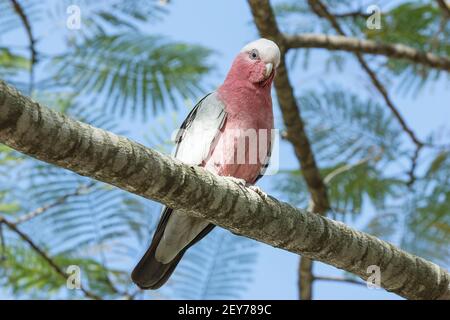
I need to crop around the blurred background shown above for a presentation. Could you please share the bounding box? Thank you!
[0,0,448,299]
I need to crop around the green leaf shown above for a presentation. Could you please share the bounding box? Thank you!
[0,203,21,214]
[426,150,449,177]
[0,48,30,70]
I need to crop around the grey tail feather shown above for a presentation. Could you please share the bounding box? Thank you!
[131,207,215,290]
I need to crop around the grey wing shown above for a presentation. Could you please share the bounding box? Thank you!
[173,92,227,164]
[154,92,227,263]
[254,129,274,184]
[131,92,227,288]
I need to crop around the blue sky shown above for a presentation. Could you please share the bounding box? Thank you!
[2,0,449,299]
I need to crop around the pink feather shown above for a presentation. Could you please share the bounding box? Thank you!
[207,52,275,183]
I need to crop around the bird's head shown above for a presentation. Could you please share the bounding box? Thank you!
[226,38,281,87]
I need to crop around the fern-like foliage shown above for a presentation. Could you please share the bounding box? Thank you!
[278,86,449,264]
[363,149,450,266]
[299,87,404,163]
[363,1,450,93]
[277,88,404,220]
[0,94,157,298]
[0,0,165,35]
[45,0,167,40]
[0,242,130,298]
[22,97,155,253]
[399,150,450,265]
[49,32,213,119]
[0,0,43,35]
[274,0,450,94]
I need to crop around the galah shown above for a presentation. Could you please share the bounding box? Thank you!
[131,38,281,289]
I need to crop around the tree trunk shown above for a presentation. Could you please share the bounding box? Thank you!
[299,257,314,300]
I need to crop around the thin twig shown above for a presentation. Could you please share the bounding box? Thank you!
[9,0,37,95]
[429,16,447,51]
[334,10,370,19]
[323,149,381,185]
[314,275,366,287]
[407,145,423,187]
[13,182,95,225]
[0,215,101,299]
[0,223,5,261]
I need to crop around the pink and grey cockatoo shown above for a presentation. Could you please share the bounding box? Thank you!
[131,38,281,289]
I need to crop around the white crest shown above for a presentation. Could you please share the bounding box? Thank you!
[240,38,281,67]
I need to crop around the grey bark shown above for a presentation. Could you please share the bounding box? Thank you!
[436,0,450,19]
[285,33,450,72]
[0,80,449,300]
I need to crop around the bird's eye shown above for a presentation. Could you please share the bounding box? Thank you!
[249,49,259,60]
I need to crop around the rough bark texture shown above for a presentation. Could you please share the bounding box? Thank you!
[285,33,450,72]
[437,0,450,19]
[298,257,314,299]
[247,0,330,300]
[1,81,449,300]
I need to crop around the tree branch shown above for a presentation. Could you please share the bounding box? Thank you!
[285,33,450,72]
[1,80,449,300]
[333,10,370,19]
[436,0,450,19]
[9,0,37,95]
[298,257,314,299]
[247,0,331,300]
[12,182,94,225]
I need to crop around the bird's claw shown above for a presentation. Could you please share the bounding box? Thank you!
[224,176,268,200]
[248,185,268,200]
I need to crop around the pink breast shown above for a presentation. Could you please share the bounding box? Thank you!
[204,114,273,184]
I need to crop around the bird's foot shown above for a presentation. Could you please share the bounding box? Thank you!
[223,176,268,200]
[248,185,269,200]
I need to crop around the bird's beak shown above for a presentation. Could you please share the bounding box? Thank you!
[265,63,273,78]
